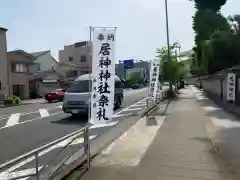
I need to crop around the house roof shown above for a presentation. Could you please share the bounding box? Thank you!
[30,50,50,58]
[34,69,64,79]
[59,62,80,68]
[0,27,7,32]
[30,50,59,63]
[8,50,36,60]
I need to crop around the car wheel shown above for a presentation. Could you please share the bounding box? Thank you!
[118,97,122,107]
[71,113,78,118]
[59,97,63,101]
[115,97,121,109]
[48,100,52,103]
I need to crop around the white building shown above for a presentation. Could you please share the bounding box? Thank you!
[31,50,59,73]
[58,41,92,85]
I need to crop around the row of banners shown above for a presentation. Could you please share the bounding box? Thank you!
[90,28,160,125]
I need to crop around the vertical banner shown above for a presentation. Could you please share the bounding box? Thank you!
[148,59,160,100]
[227,72,236,102]
[91,28,116,124]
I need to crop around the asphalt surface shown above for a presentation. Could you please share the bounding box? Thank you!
[0,88,149,179]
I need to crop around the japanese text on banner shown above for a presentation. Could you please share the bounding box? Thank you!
[149,59,160,100]
[227,73,236,102]
[91,29,116,124]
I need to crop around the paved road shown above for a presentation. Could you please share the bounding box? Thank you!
[0,88,149,179]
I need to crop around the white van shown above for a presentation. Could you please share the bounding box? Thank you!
[62,74,124,117]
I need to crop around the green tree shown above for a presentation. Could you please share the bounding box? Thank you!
[190,0,227,12]
[156,43,187,82]
[126,71,140,84]
[189,0,238,74]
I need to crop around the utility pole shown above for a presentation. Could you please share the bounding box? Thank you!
[164,0,173,92]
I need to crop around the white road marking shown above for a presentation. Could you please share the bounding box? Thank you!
[123,107,142,111]
[5,113,20,127]
[0,116,9,121]
[0,166,43,180]
[0,114,10,119]
[129,104,145,107]
[39,109,49,117]
[0,136,96,179]
[113,113,133,118]
[90,121,118,129]
[0,97,148,131]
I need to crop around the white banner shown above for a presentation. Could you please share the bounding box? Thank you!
[91,28,116,124]
[227,72,236,102]
[148,59,160,100]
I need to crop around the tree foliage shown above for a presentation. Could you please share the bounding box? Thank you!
[190,0,227,12]
[190,0,240,75]
[126,71,140,83]
[156,43,187,82]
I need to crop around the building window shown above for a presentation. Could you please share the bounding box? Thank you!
[69,57,73,62]
[35,63,41,72]
[81,71,89,75]
[12,63,28,73]
[66,70,78,77]
[80,55,86,62]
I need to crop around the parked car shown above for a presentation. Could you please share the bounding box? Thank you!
[132,83,140,89]
[45,89,66,103]
[62,74,124,117]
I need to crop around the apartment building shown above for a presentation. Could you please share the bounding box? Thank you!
[58,41,92,85]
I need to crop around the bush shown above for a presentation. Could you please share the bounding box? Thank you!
[4,99,13,105]
[4,95,21,106]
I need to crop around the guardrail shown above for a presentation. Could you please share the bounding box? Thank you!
[0,126,90,180]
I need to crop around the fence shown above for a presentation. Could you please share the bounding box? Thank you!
[0,126,90,180]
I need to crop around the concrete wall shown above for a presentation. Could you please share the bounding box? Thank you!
[0,28,9,100]
[201,76,223,102]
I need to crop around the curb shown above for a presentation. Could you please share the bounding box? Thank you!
[0,101,47,108]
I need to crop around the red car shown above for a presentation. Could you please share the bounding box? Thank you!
[45,89,66,103]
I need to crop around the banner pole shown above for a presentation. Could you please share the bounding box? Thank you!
[88,26,92,124]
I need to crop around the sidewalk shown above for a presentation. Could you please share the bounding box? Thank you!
[67,88,234,180]
[0,98,46,108]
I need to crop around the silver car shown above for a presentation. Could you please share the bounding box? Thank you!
[62,74,124,117]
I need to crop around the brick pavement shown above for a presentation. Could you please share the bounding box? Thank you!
[67,88,234,180]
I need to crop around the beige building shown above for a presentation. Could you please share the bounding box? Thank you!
[0,27,36,100]
[7,50,36,99]
[0,28,9,100]
[58,41,92,85]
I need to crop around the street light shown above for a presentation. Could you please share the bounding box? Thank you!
[164,0,173,92]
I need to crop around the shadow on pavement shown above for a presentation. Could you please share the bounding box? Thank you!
[193,88,240,178]
[146,116,157,126]
[212,126,240,178]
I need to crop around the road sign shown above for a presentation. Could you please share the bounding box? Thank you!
[124,59,134,69]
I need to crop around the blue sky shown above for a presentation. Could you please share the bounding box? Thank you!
[0,0,239,61]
